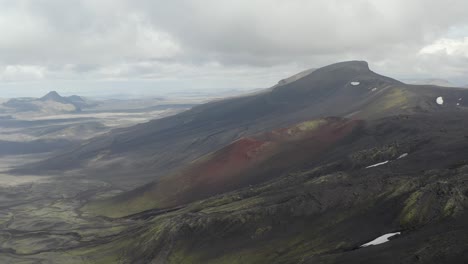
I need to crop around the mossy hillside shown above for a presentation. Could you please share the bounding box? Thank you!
[380,88,410,110]
[93,163,456,263]
[83,189,163,218]
[349,142,409,166]
[139,206,362,264]
[64,237,136,264]
[358,87,412,119]
[55,161,468,263]
[400,190,423,226]
[71,113,468,263]
[399,171,468,227]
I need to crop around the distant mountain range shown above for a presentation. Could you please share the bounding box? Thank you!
[402,78,456,87]
[2,91,95,114]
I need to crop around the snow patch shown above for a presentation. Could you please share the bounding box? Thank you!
[371,87,378,92]
[436,96,444,105]
[459,98,462,101]
[350,82,360,86]
[366,160,389,169]
[360,232,401,247]
[457,103,460,106]
[397,153,408,159]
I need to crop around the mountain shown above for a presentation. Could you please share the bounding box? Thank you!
[2,91,83,113]
[78,111,468,264]
[273,68,316,88]
[40,91,98,109]
[66,94,97,108]
[40,91,69,103]
[12,61,468,263]
[21,61,468,180]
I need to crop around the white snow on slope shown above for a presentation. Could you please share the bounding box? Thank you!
[360,232,401,247]
[436,97,444,105]
[397,153,408,159]
[366,160,389,169]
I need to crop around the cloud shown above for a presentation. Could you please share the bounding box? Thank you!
[420,37,468,57]
[1,0,468,95]
[0,65,45,81]
[0,0,181,65]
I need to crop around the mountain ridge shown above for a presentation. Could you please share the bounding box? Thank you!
[15,61,468,181]
[8,61,468,263]
[2,91,89,113]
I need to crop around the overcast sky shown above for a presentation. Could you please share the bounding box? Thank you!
[1,0,468,97]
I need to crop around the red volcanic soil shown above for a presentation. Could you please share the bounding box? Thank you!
[155,137,274,207]
[135,117,363,209]
[199,137,270,183]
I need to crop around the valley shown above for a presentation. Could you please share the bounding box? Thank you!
[0,93,203,263]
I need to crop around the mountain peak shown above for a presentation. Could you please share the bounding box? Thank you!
[269,60,401,106]
[40,91,63,101]
[317,60,370,72]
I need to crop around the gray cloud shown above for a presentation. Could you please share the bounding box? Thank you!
[1,0,468,96]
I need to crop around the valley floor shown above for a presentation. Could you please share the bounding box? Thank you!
[0,154,137,263]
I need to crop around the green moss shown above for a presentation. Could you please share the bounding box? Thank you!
[443,198,456,217]
[350,143,401,165]
[382,179,417,199]
[305,173,347,185]
[83,190,163,218]
[295,119,327,132]
[381,88,409,110]
[252,226,272,239]
[167,232,328,264]
[200,196,264,213]
[0,212,13,225]
[362,87,411,118]
[65,237,134,264]
[169,246,271,264]
[400,191,422,225]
